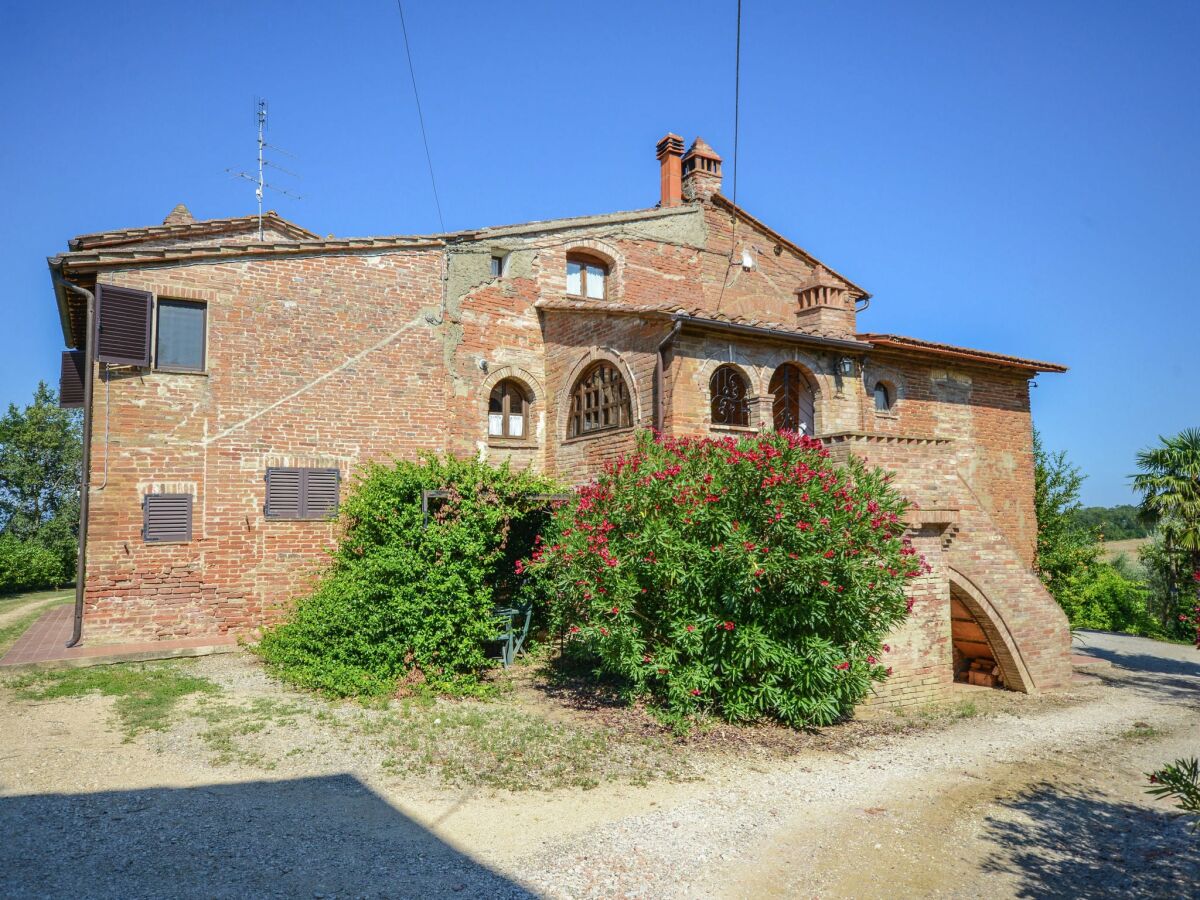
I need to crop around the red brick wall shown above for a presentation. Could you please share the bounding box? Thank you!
[70,196,1068,698]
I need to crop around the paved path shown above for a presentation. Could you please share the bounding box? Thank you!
[0,604,239,668]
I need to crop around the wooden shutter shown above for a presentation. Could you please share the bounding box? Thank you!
[265,468,303,519]
[59,350,86,408]
[302,469,340,519]
[95,284,152,366]
[143,494,193,543]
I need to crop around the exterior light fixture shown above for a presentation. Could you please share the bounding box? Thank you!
[839,356,857,376]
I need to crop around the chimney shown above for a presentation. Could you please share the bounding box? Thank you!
[681,138,722,202]
[656,133,684,207]
[163,203,195,226]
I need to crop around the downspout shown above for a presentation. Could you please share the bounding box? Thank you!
[59,279,94,648]
[654,319,682,433]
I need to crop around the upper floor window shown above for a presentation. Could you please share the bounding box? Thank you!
[488,379,529,439]
[873,381,893,413]
[490,255,504,277]
[566,254,607,300]
[156,299,206,372]
[568,362,631,437]
[710,365,751,427]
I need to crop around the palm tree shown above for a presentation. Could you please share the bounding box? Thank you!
[1133,428,1200,628]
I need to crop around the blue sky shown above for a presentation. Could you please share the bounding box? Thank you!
[1,1,1195,506]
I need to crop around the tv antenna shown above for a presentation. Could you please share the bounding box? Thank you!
[226,98,302,240]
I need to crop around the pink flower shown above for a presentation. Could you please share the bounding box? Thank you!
[723,621,735,631]
[835,661,850,671]
[686,625,696,633]
[691,688,702,696]
[885,667,893,676]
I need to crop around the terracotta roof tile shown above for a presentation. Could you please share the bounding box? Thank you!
[858,333,1067,373]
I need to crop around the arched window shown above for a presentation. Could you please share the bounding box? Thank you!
[770,363,816,434]
[566,253,608,300]
[488,379,530,439]
[873,381,893,413]
[710,365,751,427]
[568,363,631,437]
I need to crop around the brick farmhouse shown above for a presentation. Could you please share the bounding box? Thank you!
[48,134,1072,704]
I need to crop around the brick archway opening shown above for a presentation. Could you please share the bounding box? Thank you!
[947,575,1032,692]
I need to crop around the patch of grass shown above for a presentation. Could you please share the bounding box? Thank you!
[191,696,310,769]
[7,662,218,739]
[377,701,685,791]
[1123,721,1166,742]
[0,588,73,609]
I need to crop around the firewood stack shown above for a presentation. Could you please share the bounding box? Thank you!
[963,658,1004,688]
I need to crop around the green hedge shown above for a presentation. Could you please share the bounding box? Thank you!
[256,455,557,697]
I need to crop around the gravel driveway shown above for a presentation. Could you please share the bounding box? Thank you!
[1,631,1197,899]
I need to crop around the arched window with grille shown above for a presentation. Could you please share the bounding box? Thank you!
[568,362,632,437]
[488,378,530,439]
[710,365,751,427]
[769,363,816,434]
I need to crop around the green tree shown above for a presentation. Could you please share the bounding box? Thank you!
[0,382,82,590]
[1133,428,1200,634]
[1033,430,1101,601]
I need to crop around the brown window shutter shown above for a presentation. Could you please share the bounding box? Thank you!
[143,494,193,543]
[95,284,152,366]
[265,468,302,519]
[58,350,86,408]
[302,469,340,519]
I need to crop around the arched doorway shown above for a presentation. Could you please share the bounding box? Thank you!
[947,571,1032,692]
[769,363,816,434]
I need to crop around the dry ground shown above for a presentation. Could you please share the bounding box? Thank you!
[0,628,1196,898]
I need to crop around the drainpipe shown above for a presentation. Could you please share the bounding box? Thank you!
[654,319,682,433]
[59,279,94,648]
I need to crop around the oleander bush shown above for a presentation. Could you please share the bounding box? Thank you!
[522,430,927,727]
[257,455,557,698]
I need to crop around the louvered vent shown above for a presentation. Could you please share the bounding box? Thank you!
[303,469,340,519]
[265,468,339,519]
[265,468,303,519]
[95,284,152,366]
[143,494,193,543]
[59,350,86,408]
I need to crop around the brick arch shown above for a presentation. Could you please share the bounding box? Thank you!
[479,365,545,405]
[862,361,906,411]
[558,348,644,435]
[947,566,1034,693]
[694,355,768,398]
[562,238,623,298]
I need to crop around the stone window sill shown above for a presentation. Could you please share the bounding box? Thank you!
[709,424,758,434]
[873,410,899,420]
[154,367,209,377]
[487,438,536,450]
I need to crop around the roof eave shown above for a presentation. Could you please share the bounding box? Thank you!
[861,334,1068,374]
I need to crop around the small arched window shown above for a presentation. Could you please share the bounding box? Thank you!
[488,379,530,439]
[710,365,751,427]
[566,253,608,300]
[873,381,893,413]
[769,364,816,434]
[568,362,631,437]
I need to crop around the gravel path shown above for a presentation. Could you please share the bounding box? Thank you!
[1,632,1196,898]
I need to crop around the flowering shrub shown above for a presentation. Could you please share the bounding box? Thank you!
[522,431,927,727]
[257,456,557,698]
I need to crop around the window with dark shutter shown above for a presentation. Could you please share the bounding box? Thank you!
[95,284,153,366]
[143,493,193,543]
[265,467,340,520]
[59,350,86,408]
[155,299,207,372]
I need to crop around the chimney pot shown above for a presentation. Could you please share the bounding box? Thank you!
[681,138,723,201]
[655,133,685,208]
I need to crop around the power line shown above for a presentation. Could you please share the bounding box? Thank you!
[396,0,446,232]
[733,0,742,206]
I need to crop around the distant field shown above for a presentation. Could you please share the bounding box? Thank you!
[1100,537,1151,563]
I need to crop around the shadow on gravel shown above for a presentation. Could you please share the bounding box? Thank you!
[1077,645,1200,680]
[980,781,1199,898]
[0,774,533,899]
